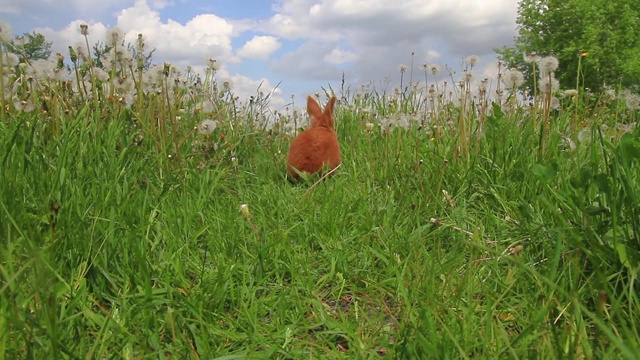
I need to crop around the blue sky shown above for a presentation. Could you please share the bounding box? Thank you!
[1,0,519,109]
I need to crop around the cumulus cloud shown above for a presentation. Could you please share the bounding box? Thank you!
[425,50,441,61]
[35,20,109,56]
[260,0,518,94]
[31,0,237,68]
[229,74,284,107]
[323,47,358,64]
[115,1,238,65]
[0,2,20,14]
[5,0,520,104]
[238,35,281,60]
[26,0,285,106]
[271,41,344,81]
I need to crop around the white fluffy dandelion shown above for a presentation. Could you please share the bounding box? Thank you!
[465,55,479,67]
[79,24,89,36]
[0,20,13,43]
[429,64,441,76]
[523,53,541,64]
[105,27,124,47]
[240,204,250,218]
[502,68,525,90]
[461,70,475,83]
[539,76,560,93]
[197,119,217,135]
[206,58,220,71]
[221,78,233,92]
[537,55,559,75]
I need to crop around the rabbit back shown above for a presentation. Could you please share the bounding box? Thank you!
[286,126,340,178]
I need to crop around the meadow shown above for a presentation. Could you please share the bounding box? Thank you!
[1,27,640,359]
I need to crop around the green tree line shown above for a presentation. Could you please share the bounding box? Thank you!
[497,0,640,92]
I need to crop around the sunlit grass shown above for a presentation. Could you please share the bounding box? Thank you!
[1,23,640,358]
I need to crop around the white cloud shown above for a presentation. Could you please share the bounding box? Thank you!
[265,13,317,40]
[229,74,284,108]
[425,50,441,61]
[149,0,173,9]
[35,20,109,55]
[238,36,281,60]
[261,0,518,95]
[7,0,520,107]
[113,1,238,65]
[0,2,20,14]
[323,47,358,64]
[68,0,131,19]
[271,41,343,81]
[29,0,286,107]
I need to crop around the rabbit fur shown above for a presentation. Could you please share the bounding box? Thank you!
[286,95,341,180]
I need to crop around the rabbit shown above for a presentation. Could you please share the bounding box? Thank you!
[286,95,341,180]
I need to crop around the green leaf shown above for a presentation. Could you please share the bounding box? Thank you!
[615,242,631,269]
[617,133,640,165]
[486,103,505,129]
[595,173,611,193]
[532,162,559,183]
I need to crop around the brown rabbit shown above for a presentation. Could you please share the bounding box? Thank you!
[286,95,341,180]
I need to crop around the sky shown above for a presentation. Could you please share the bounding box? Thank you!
[1,0,519,110]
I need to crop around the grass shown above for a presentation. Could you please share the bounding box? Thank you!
[1,34,640,359]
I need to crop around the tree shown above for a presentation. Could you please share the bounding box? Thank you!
[9,31,52,62]
[497,0,640,92]
[91,39,156,71]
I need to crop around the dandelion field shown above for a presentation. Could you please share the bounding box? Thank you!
[1,25,640,359]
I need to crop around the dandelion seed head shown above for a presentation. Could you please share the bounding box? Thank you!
[27,59,58,81]
[563,89,579,98]
[207,58,220,71]
[198,119,217,135]
[465,55,479,67]
[523,53,540,64]
[105,27,124,47]
[428,84,436,96]
[79,24,89,36]
[197,100,215,114]
[0,20,13,43]
[13,35,26,47]
[577,128,590,143]
[240,204,250,218]
[135,33,146,51]
[561,136,577,152]
[537,55,559,75]
[121,93,134,108]
[90,67,110,82]
[429,64,441,76]
[13,96,36,112]
[399,64,407,73]
[4,52,19,67]
[622,91,640,110]
[602,86,615,99]
[539,76,560,93]
[503,68,525,90]
[478,78,489,93]
[461,70,475,83]
[221,78,233,92]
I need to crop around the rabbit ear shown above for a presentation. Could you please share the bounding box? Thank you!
[307,96,322,119]
[324,96,337,118]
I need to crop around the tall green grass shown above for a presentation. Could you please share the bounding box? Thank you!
[1,27,640,358]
